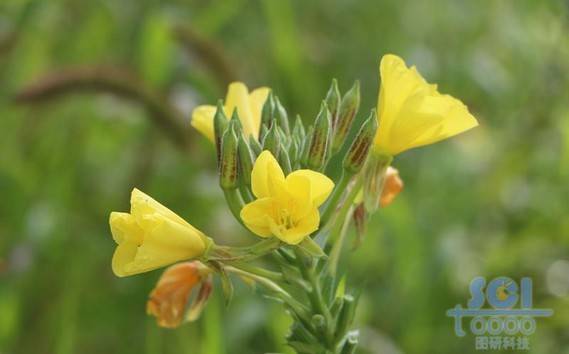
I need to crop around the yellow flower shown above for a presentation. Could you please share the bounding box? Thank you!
[191,82,270,142]
[374,54,478,156]
[147,261,213,328]
[240,151,334,245]
[109,188,211,277]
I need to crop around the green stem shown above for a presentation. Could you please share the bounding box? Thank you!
[327,205,354,277]
[227,262,284,282]
[224,266,310,319]
[294,249,335,349]
[320,172,352,228]
[223,188,245,227]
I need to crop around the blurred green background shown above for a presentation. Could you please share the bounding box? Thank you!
[1,0,569,353]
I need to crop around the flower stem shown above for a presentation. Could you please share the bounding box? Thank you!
[320,172,353,227]
[294,249,335,349]
[223,188,245,227]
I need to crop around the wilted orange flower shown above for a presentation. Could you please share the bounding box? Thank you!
[380,167,404,207]
[147,261,213,328]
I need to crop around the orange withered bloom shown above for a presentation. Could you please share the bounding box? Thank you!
[379,167,404,207]
[147,261,213,328]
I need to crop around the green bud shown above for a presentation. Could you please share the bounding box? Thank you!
[324,79,341,128]
[238,135,254,186]
[277,125,290,150]
[335,294,356,339]
[219,129,239,190]
[278,148,292,175]
[289,139,299,167]
[249,135,262,157]
[300,125,314,167]
[213,100,229,166]
[260,92,275,131]
[306,102,332,171]
[229,110,243,134]
[292,114,305,142]
[340,332,359,354]
[343,110,378,174]
[274,96,290,135]
[311,314,327,339]
[262,122,281,158]
[333,81,360,153]
[259,124,269,143]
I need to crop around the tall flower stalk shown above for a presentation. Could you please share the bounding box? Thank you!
[108,54,478,353]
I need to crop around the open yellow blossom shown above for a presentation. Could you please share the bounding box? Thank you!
[374,54,478,156]
[191,82,270,142]
[110,188,211,277]
[240,151,334,245]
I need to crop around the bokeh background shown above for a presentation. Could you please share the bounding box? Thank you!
[1,1,569,353]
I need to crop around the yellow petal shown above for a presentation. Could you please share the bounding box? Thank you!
[269,207,319,245]
[249,87,270,139]
[225,82,256,139]
[374,54,478,156]
[240,198,274,237]
[114,214,206,277]
[190,105,216,143]
[287,170,334,207]
[110,212,143,244]
[251,151,285,199]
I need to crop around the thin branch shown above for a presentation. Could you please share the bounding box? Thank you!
[173,25,238,87]
[14,66,191,149]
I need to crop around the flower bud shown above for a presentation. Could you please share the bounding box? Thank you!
[213,101,229,165]
[278,148,292,175]
[219,128,239,190]
[292,114,306,142]
[332,81,360,153]
[262,122,281,158]
[238,135,255,186]
[343,110,378,174]
[340,332,359,354]
[300,125,314,167]
[306,103,332,171]
[335,294,356,339]
[324,79,341,128]
[260,92,276,130]
[249,135,262,156]
[380,167,404,207]
[147,261,213,328]
[274,96,290,135]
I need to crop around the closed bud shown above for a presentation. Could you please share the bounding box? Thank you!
[219,129,239,190]
[324,79,341,128]
[262,122,281,158]
[335,294,356,339]
[311,314,327,339]
[260,123,270,142]
[307,103,332,171]
[238,135,255,186]
[289,139,299,167]
[292,115,306,151]
[213,101,229,165]
[229,110,243,135]
[260,92,276,131]
[300,125,314,167]
[248,135,262,156]
[274,96,290,135]
[333,81,360,153]
[278,148,292,175]
[343,110,378,174]
[340,332,359,354]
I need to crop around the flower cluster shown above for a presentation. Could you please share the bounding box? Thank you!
[109,54,478,352]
